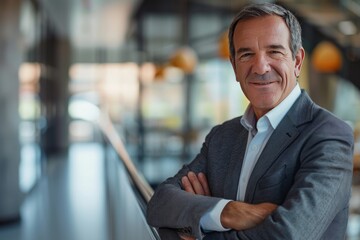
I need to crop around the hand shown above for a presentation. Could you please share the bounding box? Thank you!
[181,171,277,232]
[221,201,278,230]
[179,234,196,240]
[179,172,208,240]
[181,171,211,196]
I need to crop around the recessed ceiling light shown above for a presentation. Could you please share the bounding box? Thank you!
[338,20,357,35]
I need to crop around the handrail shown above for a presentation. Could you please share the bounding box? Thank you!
[98,111,154,203]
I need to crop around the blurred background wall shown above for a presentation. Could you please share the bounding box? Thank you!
[2,0,360,239]
[0,0,22,224]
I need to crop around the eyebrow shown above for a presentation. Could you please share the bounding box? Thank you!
[236,44,286,55]
[236,47,251,55]
[268,44,286,51]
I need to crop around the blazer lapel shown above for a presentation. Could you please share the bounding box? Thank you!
[244,116,300,202]
[223,126,248,200]
[244,91,314,202]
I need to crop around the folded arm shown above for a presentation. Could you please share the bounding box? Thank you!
[182,172,277,231]
[178,126,353,240]
[179,171,277,240]
[203,129,354,239]
[147,116,354,240]
[179,172,277,240]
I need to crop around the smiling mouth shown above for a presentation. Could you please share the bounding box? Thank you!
[252,82,274,85]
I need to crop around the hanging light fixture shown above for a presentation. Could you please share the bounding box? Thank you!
[169,46,198,74]
[311,41,342,73]
[218,30,230,59]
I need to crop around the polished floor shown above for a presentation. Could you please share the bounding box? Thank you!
[1,141,360,240]
[0,142,109,240]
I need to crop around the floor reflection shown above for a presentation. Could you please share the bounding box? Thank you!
[0,142,108,240]
[1,142,360,239]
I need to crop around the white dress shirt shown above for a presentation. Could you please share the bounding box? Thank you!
[200,84,301,232]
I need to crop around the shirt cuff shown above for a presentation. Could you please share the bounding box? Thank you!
[200,199,232,232]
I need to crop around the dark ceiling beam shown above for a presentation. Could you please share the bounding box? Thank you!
[134,0,235,18]
[131,0,241,62]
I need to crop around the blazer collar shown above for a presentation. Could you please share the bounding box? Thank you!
[244,90,315,202]
[286,90,314,127]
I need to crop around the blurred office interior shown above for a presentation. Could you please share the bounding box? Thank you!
[1,0,360,239]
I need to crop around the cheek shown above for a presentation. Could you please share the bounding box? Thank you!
[235,69,248,84]
[282,61,297,77]
[272,63,295,82]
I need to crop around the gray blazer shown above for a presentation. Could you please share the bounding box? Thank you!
[147,91,354,240]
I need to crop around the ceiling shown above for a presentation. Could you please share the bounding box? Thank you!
[132,0,253,61]
[22,0,360,65]
[37,0,142,48]
[22,0,253,51]
[18,0,360,91]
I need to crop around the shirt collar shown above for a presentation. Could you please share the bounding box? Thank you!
[241,83,301,131]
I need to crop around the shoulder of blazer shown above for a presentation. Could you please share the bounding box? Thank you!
[216,116,245,134]
[287,90,352,134]
[205,116,245,143]
[287,90,316,127]
[211,116,243,133]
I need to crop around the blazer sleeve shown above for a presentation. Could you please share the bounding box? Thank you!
[146,125,224,240]
[203,120,354,240]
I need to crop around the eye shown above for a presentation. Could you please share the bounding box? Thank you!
[269,50,283,55]
[238,52,254,61]
[268,50,286,59]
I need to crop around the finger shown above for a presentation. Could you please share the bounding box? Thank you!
[181,237,196,240]
[181,176,195,194]
[262,203,278,213]
[197,172,211,196]
[188,171,205,195]
[179,234,196,240]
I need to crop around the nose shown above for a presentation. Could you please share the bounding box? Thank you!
[252,54,271,75]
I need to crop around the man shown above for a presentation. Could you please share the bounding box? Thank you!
[147,3,354,240]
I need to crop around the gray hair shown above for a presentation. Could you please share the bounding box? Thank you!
[228,3,302,60]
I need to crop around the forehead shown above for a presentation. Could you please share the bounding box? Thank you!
[233,15,291,49]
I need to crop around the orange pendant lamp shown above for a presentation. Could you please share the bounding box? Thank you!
[311,41,342,73]
[169,46,198,74]
[218,31,230,60]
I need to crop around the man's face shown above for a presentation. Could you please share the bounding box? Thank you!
[231,15,304,119]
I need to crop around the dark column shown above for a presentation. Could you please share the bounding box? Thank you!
[136,14,146,164]
[181,0,193,162]
[38,13,71,156]
[0,0,23,223]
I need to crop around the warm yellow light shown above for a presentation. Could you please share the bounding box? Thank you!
[69,63,100,82]
[311,41,342,73]
[169,47,198,74]
[140,62,156,84]
[19,62,41,83]
[69,62,140,105]
[99,63,139,103]
[154,65,167,81]
[218,31,230,59]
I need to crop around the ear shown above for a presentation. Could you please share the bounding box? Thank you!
[294,47,305,77]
